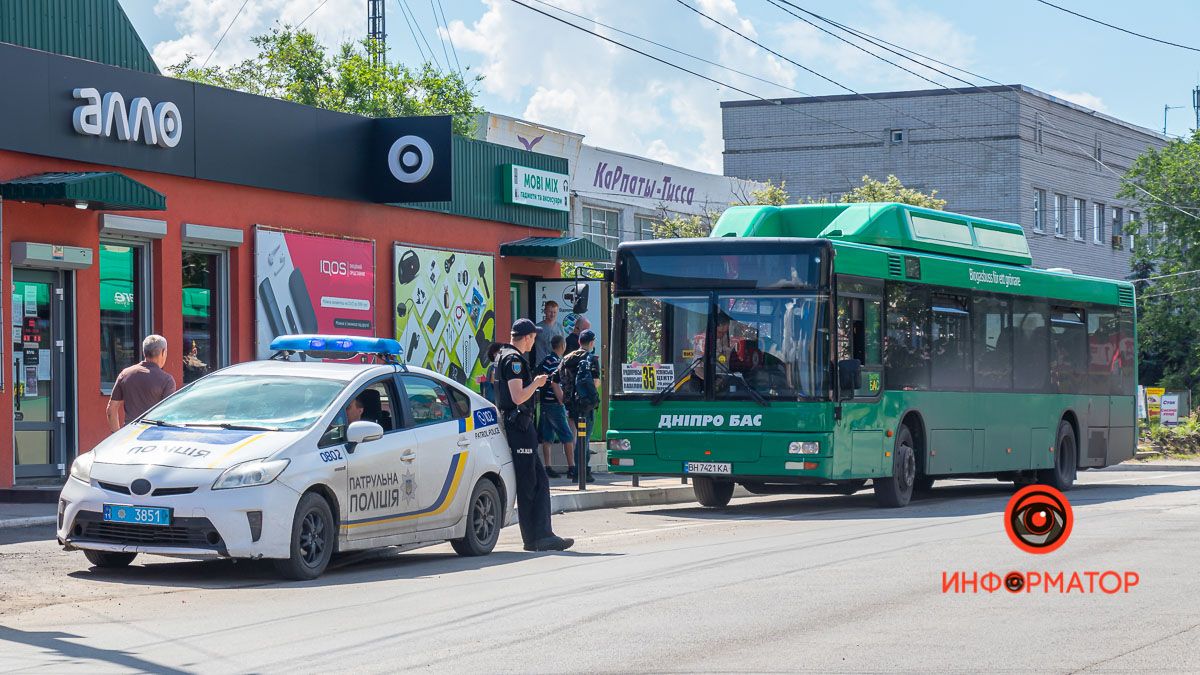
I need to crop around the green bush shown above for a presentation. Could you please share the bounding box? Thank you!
[1146,413,1200,455]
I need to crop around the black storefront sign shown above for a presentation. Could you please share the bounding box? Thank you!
[0,42,451,203]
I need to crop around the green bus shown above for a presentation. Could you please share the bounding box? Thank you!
[606,202,1136,508]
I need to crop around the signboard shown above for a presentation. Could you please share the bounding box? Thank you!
[533,280,605,354]
[394,244,495,387]
[1137,385,1148,419]
[621,363,675,393]
[502,165,569,211]
[255,229,376,359]
[1146,387,1166,419]
[1160,394,1180,425]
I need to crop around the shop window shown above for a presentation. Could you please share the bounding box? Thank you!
[182,250,228,384]
[99,242,151,390]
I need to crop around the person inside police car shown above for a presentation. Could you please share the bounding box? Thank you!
[495,319,574,552]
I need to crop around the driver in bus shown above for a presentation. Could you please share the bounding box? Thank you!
[689,312,735,392]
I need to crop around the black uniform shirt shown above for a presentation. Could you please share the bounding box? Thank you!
[495,346,533,413]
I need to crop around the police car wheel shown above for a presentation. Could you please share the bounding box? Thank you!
[83,550,137,569]
[693,476,734,507]
[451,480,502,557]
[275,493,335,580]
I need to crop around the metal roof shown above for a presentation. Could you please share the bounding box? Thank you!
[500,236,611,262]
[0,172,166,211]
[0,0,159,74]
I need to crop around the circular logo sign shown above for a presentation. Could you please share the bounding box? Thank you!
[1005,485,1073,554]
[387,135,434,184]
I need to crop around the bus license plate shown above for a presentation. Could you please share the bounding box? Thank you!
[683,461,731,475]
[102,504,172,527]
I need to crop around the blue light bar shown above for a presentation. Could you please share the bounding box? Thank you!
[268,334,403,356]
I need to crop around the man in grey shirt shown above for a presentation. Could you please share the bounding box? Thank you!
[532,300,566,366]
[107,335,177,431]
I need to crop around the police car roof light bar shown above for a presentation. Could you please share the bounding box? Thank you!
[267,334,407,368]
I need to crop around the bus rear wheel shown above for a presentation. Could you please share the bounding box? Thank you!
[693,476,734,507]
[1038,420,1077,491]
[875,426,916,508]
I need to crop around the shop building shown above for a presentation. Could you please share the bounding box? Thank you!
[0,8,605,488]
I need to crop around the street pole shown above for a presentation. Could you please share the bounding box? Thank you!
[575,416,588,491]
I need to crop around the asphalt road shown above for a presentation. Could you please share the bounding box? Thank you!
[2,462,1199,673]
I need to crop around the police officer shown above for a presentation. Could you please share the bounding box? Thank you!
[495,319,574,552]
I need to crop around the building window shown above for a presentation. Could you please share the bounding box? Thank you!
[1093,203,1105,244]
[1033,189,1045,232]
[635,215,660,240]
[1035,114,1044,153]
[1053,194,1066,237]
[1130,211,1141,250]
[182,250,228,384]
[1073,198,1085,241]
[890,129,904,144]
[99,242,152,390]
[581,206,621,254]
[1111,207,1123,249]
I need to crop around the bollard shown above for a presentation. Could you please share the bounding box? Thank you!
[632,474,640,487]
[576,417,588,491]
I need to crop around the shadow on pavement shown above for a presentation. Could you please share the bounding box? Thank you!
[1096,463,1200,472]
[62,542,596,591]
[0,625,188,674]
[0,523,55,547]
[636,480,1200,522]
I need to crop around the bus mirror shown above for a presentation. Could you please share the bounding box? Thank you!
[838,359,862,399]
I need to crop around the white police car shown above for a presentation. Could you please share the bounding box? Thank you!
[57,335,516,580]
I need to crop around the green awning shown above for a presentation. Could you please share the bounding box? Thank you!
[500,236,611,262]
[0,172,165,211]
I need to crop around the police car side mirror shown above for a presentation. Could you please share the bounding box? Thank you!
[346,421,385,452]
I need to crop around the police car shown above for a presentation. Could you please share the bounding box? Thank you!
[57,335,516,580]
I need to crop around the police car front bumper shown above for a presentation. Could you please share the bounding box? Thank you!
[57,463,301,560]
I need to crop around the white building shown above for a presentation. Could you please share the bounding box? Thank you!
[476,113,764,257]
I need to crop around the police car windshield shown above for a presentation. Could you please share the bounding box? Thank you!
[143,375,347,431]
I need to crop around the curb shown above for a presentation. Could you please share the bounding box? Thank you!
[0,515,56,530]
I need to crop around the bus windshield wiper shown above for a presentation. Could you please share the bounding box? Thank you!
[726,372,770,407]
[652,360,702,406]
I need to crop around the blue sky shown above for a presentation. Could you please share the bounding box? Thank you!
[121,0,1200,173]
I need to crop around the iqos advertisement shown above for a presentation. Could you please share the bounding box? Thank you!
[255,228,376,359]
[393,244,496,388]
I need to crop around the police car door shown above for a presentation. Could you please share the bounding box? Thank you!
[343,377,421,544]
[398,374,472,533]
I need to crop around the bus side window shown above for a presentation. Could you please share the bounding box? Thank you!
[884,282,930,391]
[837,295,882,366]
[1013,299,1050,392]
[973,294,1013,390]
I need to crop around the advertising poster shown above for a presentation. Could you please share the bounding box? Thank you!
[1146,387,1166,419]
[533,280,605,354]
[393,244,495,388]
[255,229,376,359]
[1160,394,1180,425]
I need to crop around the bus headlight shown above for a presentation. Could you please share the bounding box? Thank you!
[788,441,820,455]
[608,438,631,451]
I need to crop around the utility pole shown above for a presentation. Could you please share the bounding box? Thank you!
[1193,86,1200,130]
[367,0,386,67]
[1164,103,1183,135]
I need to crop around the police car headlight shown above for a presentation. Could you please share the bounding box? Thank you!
[788,441,821,455]
[212,458,290,490]
[69,452,94,484]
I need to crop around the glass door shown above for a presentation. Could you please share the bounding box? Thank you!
[510,280,528,325]
[13,269,70,480]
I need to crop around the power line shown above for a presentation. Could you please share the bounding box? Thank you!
[398,0,442,70]
[429,0,455,74]
[1139,284,1200,300]
[202,0,252,68]
[1032,0,1200,53]
[433,0,463,75]
[395,0,431,65]
[297,0,331,28]
[762,0,1200,224]
[1133,268,1200,284]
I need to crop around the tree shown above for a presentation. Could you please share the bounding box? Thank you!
[749,179,790,206]
[1119,130,1200,393]
[652,213,716,239]
[168,27,483,135]
[841,174,947,209]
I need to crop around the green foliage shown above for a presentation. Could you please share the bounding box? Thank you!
[749,180,790,206]
[167,27,483,135]
[1145,413,1200,455]
[652,213,716,239]
[841,174,947,209]
[1119,130,1200,394]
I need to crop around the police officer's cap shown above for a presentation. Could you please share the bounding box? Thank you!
[511,318,542,337]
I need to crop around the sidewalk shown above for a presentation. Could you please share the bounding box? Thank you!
[548,472,702,513]
[0,502,56,530]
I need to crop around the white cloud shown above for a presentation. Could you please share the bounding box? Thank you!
[1048,90,1109,113]
[150,0,362,69]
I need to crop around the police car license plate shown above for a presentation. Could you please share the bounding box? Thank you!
[683,461,731,475]
[102,504,172,527]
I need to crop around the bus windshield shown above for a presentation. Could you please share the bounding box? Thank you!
[615,294,830,401]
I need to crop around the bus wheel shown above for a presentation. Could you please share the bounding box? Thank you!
[693,477,735,507]
[1038,421,1077,491]
[874,426,916,508]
